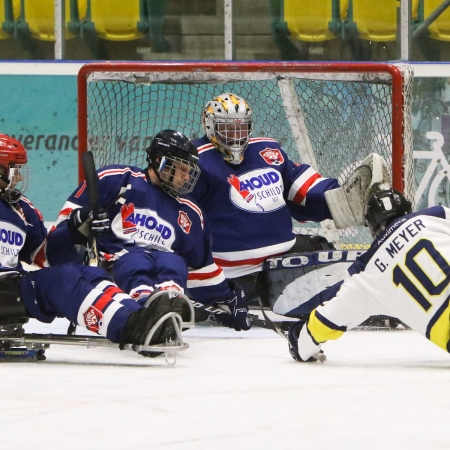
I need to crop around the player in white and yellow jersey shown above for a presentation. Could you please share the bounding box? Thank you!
[289,188,450,363]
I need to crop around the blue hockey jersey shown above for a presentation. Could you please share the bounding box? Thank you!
[0,196,47,272]
[0,194,146,343]
[191,136,340,277]
[49,165,231,303]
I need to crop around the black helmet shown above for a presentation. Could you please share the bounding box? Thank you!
[364,189,412,237]
[146,130,201,197]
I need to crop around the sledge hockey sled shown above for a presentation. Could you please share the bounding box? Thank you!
[0,291,195,365]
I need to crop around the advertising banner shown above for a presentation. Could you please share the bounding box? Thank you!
[0,73,78,221]
[0,63,449,222]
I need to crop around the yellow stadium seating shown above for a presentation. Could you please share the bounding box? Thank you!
[0,0,20,40]
[347,0,419,42]
[88,0,144,41]
[23,0,86,41]
[281,0,345,42]
[422,0,450,41]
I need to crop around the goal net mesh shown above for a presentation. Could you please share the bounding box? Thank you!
[81,64,414,249]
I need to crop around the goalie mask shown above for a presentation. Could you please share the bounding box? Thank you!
[364,189,412,237]
[146,130,201,198]
[0,134,29,203]
[202,93,252,165]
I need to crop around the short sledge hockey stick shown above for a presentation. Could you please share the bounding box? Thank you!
[68,151,100,336]
[82,150,100,267]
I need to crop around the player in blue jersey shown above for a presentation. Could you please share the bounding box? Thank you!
[288,188,450,363]
[0,134,187,353]
[191,92,391,306]
[49,130,251,332]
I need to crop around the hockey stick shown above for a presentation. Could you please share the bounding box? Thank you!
[68,152,99,336]
[190,300,293,335]
[257,299,289,340]
[81,151,100,267]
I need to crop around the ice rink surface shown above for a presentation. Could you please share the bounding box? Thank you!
[1,317,450,450]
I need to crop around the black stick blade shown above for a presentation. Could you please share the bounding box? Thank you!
[81,151,99,211]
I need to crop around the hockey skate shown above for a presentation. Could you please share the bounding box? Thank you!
[119,290,194,359]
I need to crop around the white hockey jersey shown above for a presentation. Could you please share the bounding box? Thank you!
[298,206,450,360]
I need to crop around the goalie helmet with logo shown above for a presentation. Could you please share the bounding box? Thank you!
[0,134,29,203]
[202,93,253,165]
[364,188,412,237]
[146,130,201,198]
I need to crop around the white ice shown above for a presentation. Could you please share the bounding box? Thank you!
[1,317,449,450]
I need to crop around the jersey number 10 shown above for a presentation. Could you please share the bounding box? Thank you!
[393,238,450,312]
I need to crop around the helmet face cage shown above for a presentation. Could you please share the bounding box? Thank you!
[364,189,412,237]
[146,130,201,198]
[0,164,29,204]
[202,93,253,165]
[0,135,28,204]
[158,154,201,198]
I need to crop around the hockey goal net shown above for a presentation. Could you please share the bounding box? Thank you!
[78,62,414,250]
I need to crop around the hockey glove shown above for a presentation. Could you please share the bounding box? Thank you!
[68,207,109,244]
[288,320,326,363]
[214,282,252,331]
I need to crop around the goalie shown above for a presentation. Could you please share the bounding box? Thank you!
[191,92,391,311]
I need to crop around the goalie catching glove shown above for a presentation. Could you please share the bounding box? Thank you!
[325,153,392,229]
[213,281,252,331]
[68,207,109,244]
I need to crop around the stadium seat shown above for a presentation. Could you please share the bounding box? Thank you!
[0,0,20,39]
[278,0,344,42]
[83,0,146,41]
[22,0,86,41]
[344,0,419,42]
[79,0,171,52]
[420,0,450,41]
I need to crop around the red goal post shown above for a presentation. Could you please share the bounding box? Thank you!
[77,61,414,249]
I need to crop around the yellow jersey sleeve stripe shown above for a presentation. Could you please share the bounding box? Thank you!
[308,310,346,343]
[426,293,450,352]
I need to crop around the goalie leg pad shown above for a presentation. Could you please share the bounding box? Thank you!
[256,258,351,318]
[325,153,392,229]
[259,250,366,316]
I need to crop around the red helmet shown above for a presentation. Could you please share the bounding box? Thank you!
[0,135,28,203]
[0,134,27,168]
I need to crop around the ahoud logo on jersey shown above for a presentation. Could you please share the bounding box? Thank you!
[0,222,25,269]
[112,204,175,250]
[121,203,137,234]
[227,168,285,212]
